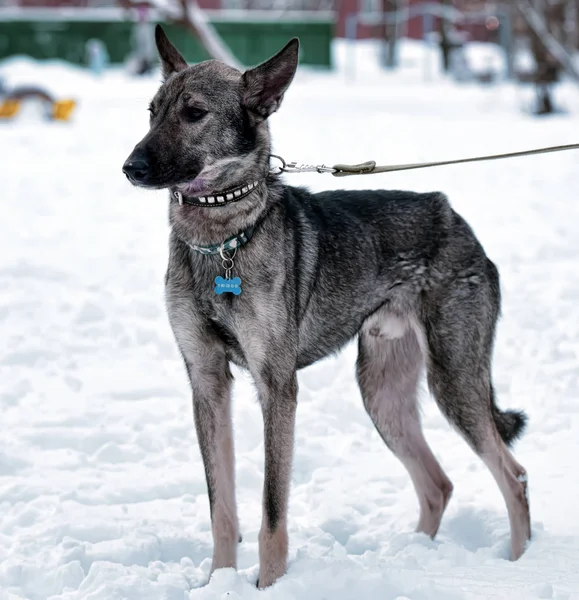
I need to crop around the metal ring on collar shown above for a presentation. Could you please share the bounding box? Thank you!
[219,246,237,261]
[269,154,286,175]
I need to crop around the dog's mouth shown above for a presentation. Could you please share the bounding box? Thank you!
[123,165,202,192]
[122,148,203,191]
[124,174,166,190]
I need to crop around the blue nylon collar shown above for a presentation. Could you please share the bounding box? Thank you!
[188,224,257,256]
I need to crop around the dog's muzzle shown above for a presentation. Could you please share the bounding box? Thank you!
[123,147,150,184]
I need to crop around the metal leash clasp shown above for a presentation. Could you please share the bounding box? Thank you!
[270,154,336,175]
[285,161,336,174]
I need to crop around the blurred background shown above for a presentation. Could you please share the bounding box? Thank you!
[0,1,578,114]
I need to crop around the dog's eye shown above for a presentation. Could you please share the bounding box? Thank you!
[183,107,207,122]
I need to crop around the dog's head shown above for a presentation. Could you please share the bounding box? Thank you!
[123,26,299,197]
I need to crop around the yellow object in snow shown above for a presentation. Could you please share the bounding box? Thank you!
[0,99,21,118]
[0,97,76,120]
[52,99,76,121]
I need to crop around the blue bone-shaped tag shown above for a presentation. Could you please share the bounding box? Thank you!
[214,276,242,296]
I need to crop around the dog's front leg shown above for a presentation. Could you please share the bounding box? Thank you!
[188,357,238,574]
[255,367,298,588]
[165,242,239,576]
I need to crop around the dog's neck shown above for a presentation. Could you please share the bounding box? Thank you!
[168,174,283,249]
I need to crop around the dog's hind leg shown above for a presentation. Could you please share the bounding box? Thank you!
[356,311,453,538]
[424,265,530,560]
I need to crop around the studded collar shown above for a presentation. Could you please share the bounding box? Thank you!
[173,179,262,207]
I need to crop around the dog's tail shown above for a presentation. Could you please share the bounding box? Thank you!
[491,386,527,447]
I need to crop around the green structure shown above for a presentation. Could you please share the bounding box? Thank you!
[0,9,334,68]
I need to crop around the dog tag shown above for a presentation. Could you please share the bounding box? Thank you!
[215,276,242,296]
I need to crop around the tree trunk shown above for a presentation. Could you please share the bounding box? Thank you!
[117,0,242,69]
[514,0,579,114]
[515,0,579,82]
[570,0,579,51]
[180,0,242,68]
[380,0,398,69]
[536,84,553,114]
[439,0,451,72]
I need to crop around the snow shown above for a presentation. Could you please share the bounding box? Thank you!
[2,40,579,600]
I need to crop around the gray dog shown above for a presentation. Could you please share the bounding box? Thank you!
[123,26,531,588]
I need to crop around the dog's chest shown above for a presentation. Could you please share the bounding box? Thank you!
[202,297,255,368]
[194,262,286,369]
[193,272,257,368]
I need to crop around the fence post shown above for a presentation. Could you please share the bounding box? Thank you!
[345,12,358,82]
[498,8,514,80]
[423,7,434,81]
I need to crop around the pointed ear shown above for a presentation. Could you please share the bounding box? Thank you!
[242,38,299,120]
[155,25,187,80]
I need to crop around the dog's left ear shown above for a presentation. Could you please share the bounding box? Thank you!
[155,25,188,80]
[242,38,299,121]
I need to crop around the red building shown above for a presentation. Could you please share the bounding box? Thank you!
[16,0,220,7]
[336,0,497,41]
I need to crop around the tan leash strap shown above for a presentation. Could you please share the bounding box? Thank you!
[331,143,579,177]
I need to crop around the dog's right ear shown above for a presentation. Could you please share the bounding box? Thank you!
[155,25,188,80]
[242,38,299,121]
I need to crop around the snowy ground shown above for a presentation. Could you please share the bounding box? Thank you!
[2,42,579,600]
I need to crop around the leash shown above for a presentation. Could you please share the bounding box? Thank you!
[270,143,579,178]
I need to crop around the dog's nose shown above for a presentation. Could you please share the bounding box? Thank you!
[122,155,150,182]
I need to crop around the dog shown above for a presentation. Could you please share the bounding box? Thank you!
[123,26,531,588]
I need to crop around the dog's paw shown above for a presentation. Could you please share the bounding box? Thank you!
[255,571,280,589]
